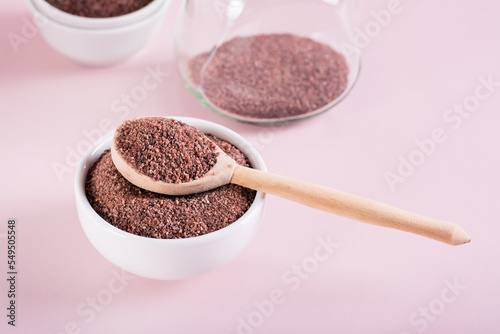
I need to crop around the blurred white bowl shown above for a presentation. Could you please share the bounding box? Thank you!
[27,0,171,66]
[74,117,267,280]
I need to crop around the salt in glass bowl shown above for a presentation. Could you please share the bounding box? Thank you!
[74,117,267,280]
[175,0,360,125]
[27,0,171,66]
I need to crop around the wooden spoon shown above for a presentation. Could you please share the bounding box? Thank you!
[111,118,471,246]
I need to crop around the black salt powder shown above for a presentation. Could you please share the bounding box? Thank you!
[114,117,219,184]
[45,0,154,18]
[189,33,349,119]
[86,135,256,239]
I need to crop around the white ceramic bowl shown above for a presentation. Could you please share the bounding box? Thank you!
[75,117,267,280]
[27,0,171,66]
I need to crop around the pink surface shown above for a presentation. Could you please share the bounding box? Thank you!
[1,0,499,333]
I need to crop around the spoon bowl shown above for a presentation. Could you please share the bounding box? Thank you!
[112,139,237,196]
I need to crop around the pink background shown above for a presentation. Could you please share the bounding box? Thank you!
[1,0,499,333]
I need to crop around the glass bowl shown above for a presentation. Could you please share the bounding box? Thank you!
[175,0,360,124]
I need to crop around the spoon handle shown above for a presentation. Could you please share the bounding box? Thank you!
[231,165,470,246]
